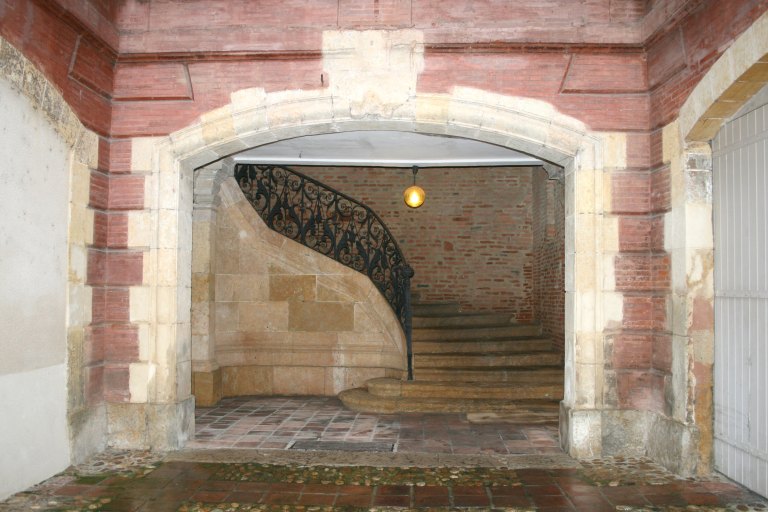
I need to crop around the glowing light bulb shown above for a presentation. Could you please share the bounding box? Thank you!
[403,185,426,208]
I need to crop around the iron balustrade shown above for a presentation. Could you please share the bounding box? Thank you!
[234,163,415,380]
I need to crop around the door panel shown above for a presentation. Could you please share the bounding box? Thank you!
[713,102,768,498]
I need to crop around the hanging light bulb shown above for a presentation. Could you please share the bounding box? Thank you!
[403,165,425,208]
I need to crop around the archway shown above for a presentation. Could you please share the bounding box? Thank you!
[128,86,618,459]
[667,8,768,487]
[189,131,566,409]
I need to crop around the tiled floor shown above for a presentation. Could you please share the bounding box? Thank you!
[189,396,561,455]
[2,452,767,511]
[2,396,768,511]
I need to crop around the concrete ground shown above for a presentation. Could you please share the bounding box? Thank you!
[1,396,766,511]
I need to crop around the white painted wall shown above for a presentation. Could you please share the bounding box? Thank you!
[0,78,72,500]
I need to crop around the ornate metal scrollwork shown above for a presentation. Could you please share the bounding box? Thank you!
[235,164,414,379]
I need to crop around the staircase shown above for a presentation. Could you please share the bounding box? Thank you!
[339,303,564,422]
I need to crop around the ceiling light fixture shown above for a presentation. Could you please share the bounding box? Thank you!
[403,165,425,209]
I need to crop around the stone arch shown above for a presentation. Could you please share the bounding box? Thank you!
[662,8,768,474]
[130,85,621,456]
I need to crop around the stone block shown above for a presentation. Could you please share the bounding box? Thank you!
[316,273,373,302]
[646,412,701,476]
[354,304,383,333]
[561,404,602,458]
[222,366,272,396]
[68,405,107,465]
[601,409,648,456]
[273,366,326,395]
[290,349,335,367]
[191,273,212,304]
[156,248,179,286]
[269,274,317,301]
[176,360,192,399]
[233,274,269,302]
[128,362,152,403]
[137,324,150,361]
[68,283,92,327]
[239,302,289,332]
[106,403,149,449]
[685,204,713,249]
[215,303,239,332]
[156,285,178,324]
[289,302,354,332]
[146,398,195,450]
[216,273,268,302]
[573,362,600,408]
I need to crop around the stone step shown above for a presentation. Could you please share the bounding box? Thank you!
[365,377,563,401]
[412,324,542,341]
[466,411,561,425]
[412,302,461,316]
[414,366,563,383]
[412,312,514,329]
[413,337,552,354]
[415,351,562,368]
[338,387,560,418]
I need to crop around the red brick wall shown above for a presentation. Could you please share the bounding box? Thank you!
[3,0,768,411]
[299,166,537,319]
[532,169,565,351]
[0,0,114,136]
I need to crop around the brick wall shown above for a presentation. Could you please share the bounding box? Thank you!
[299,166,542,321]
[532,169,565,351]
[2,0,767,414]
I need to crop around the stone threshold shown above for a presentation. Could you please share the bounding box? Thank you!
[165,447,581,469]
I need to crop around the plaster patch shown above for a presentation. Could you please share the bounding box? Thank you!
[600,132,627,169]
[131,137,161,173]
[323,30,424,119]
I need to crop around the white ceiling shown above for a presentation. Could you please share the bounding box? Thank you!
[233,131,544,168]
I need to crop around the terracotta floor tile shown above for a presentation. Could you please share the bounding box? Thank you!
[297,492,337,505]
[526,483,563,496]
[335,493,373,506]
[453,493,491,506]
[225,490,265,503]
[262,491,300,504]
[452,485,487,496]
[373,493,411,506]
[495,495,534,508]
[190,490,229,502]
[376,484,411,496]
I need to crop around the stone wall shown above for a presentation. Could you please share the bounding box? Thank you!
[300,166,536,318]
[191,177,405,405]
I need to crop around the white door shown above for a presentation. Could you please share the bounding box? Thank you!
[713,100,768,498]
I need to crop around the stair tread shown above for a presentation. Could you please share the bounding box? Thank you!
[415,323,537,331]
[417,349,556,355]
[417,364,563,371]
[414,336,549,342]
[339,387,560,414]
[417,365,562,370]
[370,378,561,389]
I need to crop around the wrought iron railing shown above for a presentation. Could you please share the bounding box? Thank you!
[235,164,414,380]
